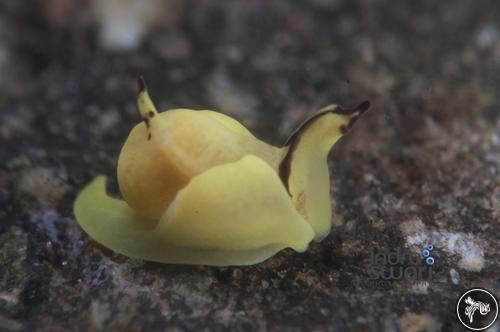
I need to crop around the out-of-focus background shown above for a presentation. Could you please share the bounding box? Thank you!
[0,1,499,331]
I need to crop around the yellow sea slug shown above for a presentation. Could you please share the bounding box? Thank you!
[73,77,370,266]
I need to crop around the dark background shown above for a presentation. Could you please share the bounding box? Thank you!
[0,1,499,331]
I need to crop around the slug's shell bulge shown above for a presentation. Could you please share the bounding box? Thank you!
[75,155,314,266]
[117,109,282,219]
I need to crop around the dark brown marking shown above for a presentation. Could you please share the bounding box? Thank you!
[279,100,370,192]
[279,111,329,194]
[137,75,146,93]
[105,177,124,200]
[279,153,293,196]
[144,117,150,129]
[149,111,155,117]
[147,133,152,141]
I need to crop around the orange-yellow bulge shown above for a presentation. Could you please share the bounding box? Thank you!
[117,89,282,219]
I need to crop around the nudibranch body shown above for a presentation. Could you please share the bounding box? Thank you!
[73,77,369,266]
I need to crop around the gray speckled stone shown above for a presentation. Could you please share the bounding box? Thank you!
[0,1,499,331]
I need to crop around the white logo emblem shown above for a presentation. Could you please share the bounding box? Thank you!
[456,288,498,331]
[464,296,491,323]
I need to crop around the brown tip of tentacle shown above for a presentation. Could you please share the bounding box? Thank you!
[333,100,370,134]
[137,75,146,93]
[331,100,370,115]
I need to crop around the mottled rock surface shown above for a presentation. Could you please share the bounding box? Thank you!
[0,1,499,331]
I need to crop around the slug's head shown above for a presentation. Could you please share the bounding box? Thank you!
[279,100,370,239]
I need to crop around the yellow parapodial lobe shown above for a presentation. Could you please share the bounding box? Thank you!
[73,77,370,266]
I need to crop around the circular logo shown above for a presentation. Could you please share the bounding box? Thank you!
[456,288,498,331]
